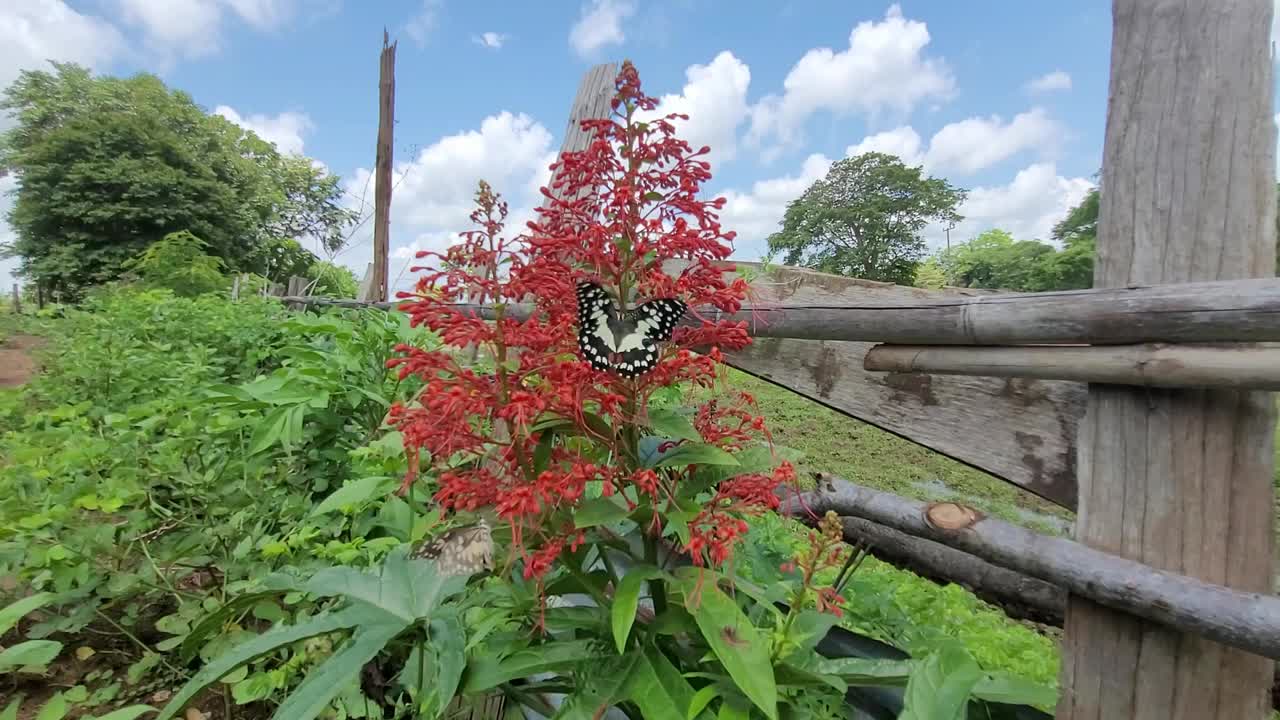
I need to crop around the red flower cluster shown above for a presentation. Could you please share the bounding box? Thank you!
[386,61,793,583]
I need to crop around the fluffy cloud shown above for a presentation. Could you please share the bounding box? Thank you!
[1026,70,1072,93]
[920,107,1060,175]
[639,51,751,167]
[112,0,304,61]
[1,2,126,126]
[716,153,834,259]
[930,162,1094,247]
[746,4,954,150]
[569,0,634,57]
[844,107,1062,176]
[328,112,557,289]
[214,105,313,155]
[473,31,507,49]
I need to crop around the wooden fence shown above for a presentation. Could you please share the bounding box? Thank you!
[262,2,1280,714]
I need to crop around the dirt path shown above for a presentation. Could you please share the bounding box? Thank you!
[0,334,43,388]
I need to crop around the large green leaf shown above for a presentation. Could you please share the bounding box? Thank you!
[427,615,467,718]
[971,673,1058,709]
[310,476,397,516]
[898,645,983,720]
[0,640,63,670]
[623,647,701,720]
[34,693,67,720]
[85,706,157,720]
[655,443,739,470]
[155,607,367,720]
[812,656,914,687]
[552,653,640,720]
[646,409,702,442]
[0,696,22,720]
[573,496,631,529]
[303,546,468,623]
[269,619,404,720]
[0,593,55,636]
[611,566,665,653]
[674,569,776,720]
[463,639,610,693]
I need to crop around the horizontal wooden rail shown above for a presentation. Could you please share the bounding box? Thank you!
[779,475,1280,661]
[863,343,1280,390]
[279,275,1280,345]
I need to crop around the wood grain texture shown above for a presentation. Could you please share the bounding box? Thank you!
[1060,2,1278,718]
[781,476,1280,661]
[863,343,1280,390]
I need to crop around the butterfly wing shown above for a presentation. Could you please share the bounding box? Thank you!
[610,297,687,378]
[575,281,618,372]
[413,521,493,577]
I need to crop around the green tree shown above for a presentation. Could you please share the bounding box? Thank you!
[122,230,227,296]
[0,62,355,299]
[912,257,947,289]
[938,229,1061,291]
[765,152,966,285]
[306,260,359,298]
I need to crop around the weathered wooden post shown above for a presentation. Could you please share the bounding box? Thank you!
[371,30,396,303]
[1058,1,1277,718]
[11,284,20,314]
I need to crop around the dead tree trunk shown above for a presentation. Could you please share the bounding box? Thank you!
[1058,1,1278,718]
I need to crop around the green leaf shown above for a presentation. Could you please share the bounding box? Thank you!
[687,684,720,720]
[611,566,664,653]
[778,610,838,660]
[532,427,556,475]
[675,568,776,720]
[86,706,156,720]
[302,546,469,623]
[655,442,739,469]
[624,647,701,720]
[898,646,983,720]
[0,696,20,720]
[812,656,913,687]
[179,591,283,663]
[0,640,63,670]
[552,653,640,720]
[0,593,55,636]
[646,409,701,442]
[573,496,631,529]
[156,607,365,720]
[35,693,67,720]
[310,476,396,516]
[269,620,404,720]
[971,673,1058,708]
[248,405,289,455]
[463,639,610,693]
[429,615,467,717]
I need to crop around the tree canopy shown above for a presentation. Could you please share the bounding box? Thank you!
[765,152,966,285]
[0,62,356,299]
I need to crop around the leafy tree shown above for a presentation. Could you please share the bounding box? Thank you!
[912,257,947,289]
[766,152,966,285]
[307,260,359,298]
[122,230,227,297]
[0,62,356,299]
[938,229,1060,291]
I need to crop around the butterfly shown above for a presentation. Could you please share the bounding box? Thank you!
[412,517,494,578]
[575,281,687,378]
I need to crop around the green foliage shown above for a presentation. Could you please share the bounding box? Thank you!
[912,257,947,289]
[121,230,227,296]
[0,62,355,299]
[307,260,360,298]
[766,152,966,285]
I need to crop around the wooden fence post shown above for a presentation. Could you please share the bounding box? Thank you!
[1058,1,1277,718]
[371,30,396,303]
[11,284,20,314]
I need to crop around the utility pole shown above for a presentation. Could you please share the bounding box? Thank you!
[371,29,397,302]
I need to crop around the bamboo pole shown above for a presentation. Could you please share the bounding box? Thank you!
[863,343,1280,390]
[779,475,1280,662]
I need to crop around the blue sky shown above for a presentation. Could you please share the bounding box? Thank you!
[0,1,1254,292]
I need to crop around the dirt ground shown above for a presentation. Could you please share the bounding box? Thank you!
[0,334,43,388]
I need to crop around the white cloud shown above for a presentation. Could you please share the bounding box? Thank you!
[405,0,442,48]
[638,51,751,167]
[929,162,1094,247]
[214,105,313,155]
[0,2,126,125]
[1026,70,1072,93]
[746,3,954,150]
[921,107,1060,175]
[716,153,834,259]
[569,0,634,57]
[843,107,1062,176]
[472,31,506,49]
[112,0,307,62]
[329,112,557,287]
[845,126,924,166]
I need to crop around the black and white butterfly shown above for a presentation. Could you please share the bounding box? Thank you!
[412,517,493,578]
[575,281,687,378]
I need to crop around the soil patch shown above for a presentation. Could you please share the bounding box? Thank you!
[0,334,44,388]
